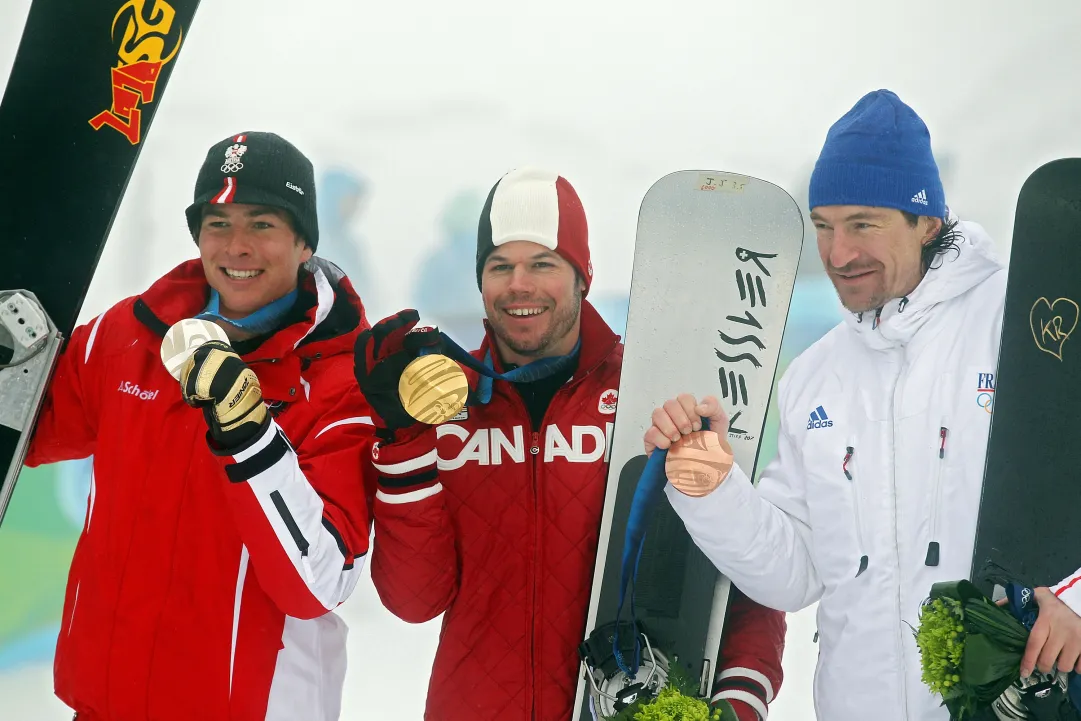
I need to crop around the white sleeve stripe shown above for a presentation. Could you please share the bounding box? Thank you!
[1053,567,1081,616]
[376,484,443,505]
[230,420,279,462]
[717,666,775,702]
[1052,567,1081,595]
[373,448,438,475]
[239,422,359,610]
[84,312,106,363]
[712,689,768,720]
[247,463,332,608]
[248,461,357,610]
[315,416,373,439]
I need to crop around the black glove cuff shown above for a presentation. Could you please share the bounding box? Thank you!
[204,404,271,452]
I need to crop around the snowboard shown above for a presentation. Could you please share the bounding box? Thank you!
[0,0,201,525]
[574,171,804,720]
[971,158,1081,596]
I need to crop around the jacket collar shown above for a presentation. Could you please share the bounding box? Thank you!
[841,218,1004,351]
[132,257,369,363]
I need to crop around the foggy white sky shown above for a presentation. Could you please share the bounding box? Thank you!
[4,0,1081,323]
[2,1,1080,719]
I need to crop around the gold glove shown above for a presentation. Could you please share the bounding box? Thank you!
[180,340,267,446]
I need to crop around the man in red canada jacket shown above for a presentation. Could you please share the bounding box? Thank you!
[354,167,787,721]
[24,132,377,721]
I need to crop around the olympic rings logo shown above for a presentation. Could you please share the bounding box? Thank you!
[976,392,994,414]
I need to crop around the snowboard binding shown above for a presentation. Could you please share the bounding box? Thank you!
[992,671,1080,721]
[0,290,63,525]
[579,620,671,717]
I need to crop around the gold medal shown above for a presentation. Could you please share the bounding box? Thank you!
[399,353,469,425]
[664,430,734,497]
[160,318,230,380]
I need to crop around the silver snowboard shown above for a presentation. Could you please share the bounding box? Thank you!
[575,170,803,720]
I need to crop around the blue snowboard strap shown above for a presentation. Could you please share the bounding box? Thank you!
[419,334,581,404]
[611,418,711,678]
[1005,582,1081,711]
[196,288,298,336]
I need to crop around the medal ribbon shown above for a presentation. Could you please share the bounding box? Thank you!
[610,418,711,678]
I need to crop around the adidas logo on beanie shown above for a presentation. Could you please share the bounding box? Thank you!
[475,167,591,294]
[808,89,946,219]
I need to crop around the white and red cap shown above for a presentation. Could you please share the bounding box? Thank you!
[475,167,591,295]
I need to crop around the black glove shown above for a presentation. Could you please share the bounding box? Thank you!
[353,309,443,438]
[180,340,269,449]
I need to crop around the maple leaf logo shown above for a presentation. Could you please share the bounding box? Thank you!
[598,389,618,414]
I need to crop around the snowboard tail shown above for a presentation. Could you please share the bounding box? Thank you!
[0,0,201,524]
[574,171,803,719]
[971,158,1081,596]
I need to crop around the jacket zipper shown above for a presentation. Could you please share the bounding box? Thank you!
[521,375,586,719]
[493,341,614,720]
[925,421,949,566]
[842,442,869,576]
[270,490,314,583]
[523,384,568,720]
[529,426,540,720]
[890,358,910,721]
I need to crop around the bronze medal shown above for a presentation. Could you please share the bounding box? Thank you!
[399,353,469,425]
[664,430,734,497]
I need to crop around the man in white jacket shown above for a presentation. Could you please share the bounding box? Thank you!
[643,88,1081,720]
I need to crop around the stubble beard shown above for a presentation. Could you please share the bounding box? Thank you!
[493,289,582,361]
[836,284,888,314]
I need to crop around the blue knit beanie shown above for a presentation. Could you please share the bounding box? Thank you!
[809,89,946,218]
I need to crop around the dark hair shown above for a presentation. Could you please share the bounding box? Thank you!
[901,211,962,272]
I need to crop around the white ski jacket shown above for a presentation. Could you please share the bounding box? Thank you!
[666,219,1081,721]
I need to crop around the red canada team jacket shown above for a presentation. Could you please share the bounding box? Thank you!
[370,301,786,721]
[25,259,377,721]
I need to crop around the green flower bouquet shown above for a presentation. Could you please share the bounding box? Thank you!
[913,579,1030,720]
[603,662,728,721]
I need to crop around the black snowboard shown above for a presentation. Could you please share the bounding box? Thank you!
[971,158,1081,596]
[0,0,201,523]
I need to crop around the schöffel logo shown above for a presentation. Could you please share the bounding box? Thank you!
[88,0,185,145]
[806,405,833,430]
[117,380,159,401]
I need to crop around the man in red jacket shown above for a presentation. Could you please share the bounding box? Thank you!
[354,167,787,721]
[25,131,377,721]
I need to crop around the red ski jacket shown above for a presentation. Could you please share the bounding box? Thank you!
[370,301,786,721]
[26,259,378,721]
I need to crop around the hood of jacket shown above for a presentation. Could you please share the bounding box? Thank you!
[841,219,1004,351]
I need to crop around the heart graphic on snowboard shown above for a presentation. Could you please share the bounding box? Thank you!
[1029,297,1079,361]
